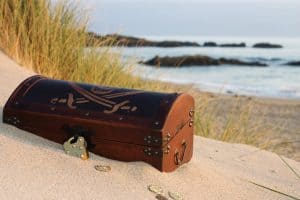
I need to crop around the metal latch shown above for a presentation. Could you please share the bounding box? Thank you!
[63,136,89,160]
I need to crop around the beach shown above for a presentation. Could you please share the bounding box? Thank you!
[1,50,300,199]
[191,91,300,161]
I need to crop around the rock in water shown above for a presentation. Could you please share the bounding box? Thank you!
[155,41,200,47]
[219,42,246,47]
[203,42,217,47]
[142,55,219,67]
[285,61,300,66]
[253,43,283,48]
[87,32,201,47]
[203,42,246,47]
[218,58,268,66]
[142,55,268,67]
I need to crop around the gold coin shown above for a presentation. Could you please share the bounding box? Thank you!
[168,191,184,200]
[148,185,164,195]
[94,165,111,172]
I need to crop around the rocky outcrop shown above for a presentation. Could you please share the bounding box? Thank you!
[203,42,217,47]
[253,43,283,48]
[219,43,246,47]
[87,32,285,50]
[152,40,201,47]
[218,58,267,66]
[87,32,200,47]
[142,55,268,67]
[142,55,219,66]
[203,42,246,47]
[285,61,300,66]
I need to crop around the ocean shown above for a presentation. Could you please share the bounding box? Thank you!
[113,36,300,99]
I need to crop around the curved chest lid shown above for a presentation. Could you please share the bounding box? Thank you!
[5,75,179,129]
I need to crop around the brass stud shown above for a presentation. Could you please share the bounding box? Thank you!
[164,145,171,154]
[164,133,171,142]
[189,120,194,127]
[189,109,195,117]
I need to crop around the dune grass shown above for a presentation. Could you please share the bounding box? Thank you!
[194,93,272,147]
[248,181,300,200]
[0,0,132,85]
[0,0,295,160]
[0,0,179,89]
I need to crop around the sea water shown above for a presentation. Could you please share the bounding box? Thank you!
[113,36,300,99]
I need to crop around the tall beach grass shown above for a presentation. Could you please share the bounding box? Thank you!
[0,0,132,85]
[0,0,295,160]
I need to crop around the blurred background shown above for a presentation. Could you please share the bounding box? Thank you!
[83,0,300,99]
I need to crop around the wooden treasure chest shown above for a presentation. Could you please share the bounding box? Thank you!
[3,75,195,172]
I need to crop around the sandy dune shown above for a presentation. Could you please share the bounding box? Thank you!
[0,51,299,200]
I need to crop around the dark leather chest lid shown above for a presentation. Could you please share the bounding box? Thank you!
[5,75,179,129]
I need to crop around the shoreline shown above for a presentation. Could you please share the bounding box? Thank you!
[198,87,300,104]
[129,64,300,99]
[142,77,300,105]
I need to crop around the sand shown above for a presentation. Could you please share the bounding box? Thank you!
[191,91,300,161]
[0,51,299,200]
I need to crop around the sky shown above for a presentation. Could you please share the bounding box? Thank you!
[83,0,300,37]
